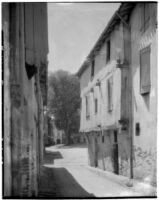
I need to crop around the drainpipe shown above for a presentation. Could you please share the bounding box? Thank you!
[116,12,134,180]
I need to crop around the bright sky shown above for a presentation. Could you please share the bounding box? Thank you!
[47,3,120,74]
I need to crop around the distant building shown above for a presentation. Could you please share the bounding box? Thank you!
[45,114,65,145]
[3,3,48,196]
[77,3,157,186]
[51,116,65,144]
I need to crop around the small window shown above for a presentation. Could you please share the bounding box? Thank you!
[135,123,140,136]
[141,3,150,32]
[86,95,90,120]
[95,98,98,114]
[140,46,151,94]
[106,40,111,62]
[107,76,113,112]
[91,60,95,79]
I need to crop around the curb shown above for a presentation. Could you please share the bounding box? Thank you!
[85,166,157,196]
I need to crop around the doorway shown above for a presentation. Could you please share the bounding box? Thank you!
[113,130,119,174]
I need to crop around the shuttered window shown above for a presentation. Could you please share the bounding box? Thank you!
[141,3,150,32]
[140,46,151,94]
[91,60,95,79]
[86,95,90,120]
[106,40,111,63]
[95,98,98,114]
[107,76,113,112]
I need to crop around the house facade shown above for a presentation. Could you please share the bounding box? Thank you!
[77,2,157,185]
[3,3,48,196]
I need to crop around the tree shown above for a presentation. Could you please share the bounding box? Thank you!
[48,70,80,145]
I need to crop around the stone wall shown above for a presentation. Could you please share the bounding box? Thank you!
[3,3,48,197]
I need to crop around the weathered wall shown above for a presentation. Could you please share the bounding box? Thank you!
[3,3,48,197]
[3,3,12,196]
[80,21,131,177]
[79,3,157,184]
[130,3,157,185]
[85,130,131,177]
[80,62,122,132]
[79,23,124,132]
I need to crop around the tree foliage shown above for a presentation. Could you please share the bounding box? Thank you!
[48,70,80,144]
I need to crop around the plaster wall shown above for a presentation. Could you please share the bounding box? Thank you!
[80,23,124,132]
[80,22,131,177]
[130,3,157,185]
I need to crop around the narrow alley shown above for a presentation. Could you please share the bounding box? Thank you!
[3,2,157,198]
[38,144,143,197]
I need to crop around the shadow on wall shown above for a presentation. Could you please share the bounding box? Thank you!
[39,167,94,197]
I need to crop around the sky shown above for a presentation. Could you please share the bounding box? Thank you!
[47,3,120,74]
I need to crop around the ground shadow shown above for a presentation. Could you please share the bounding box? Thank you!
[39,167,94,197]
[43,151,63,165]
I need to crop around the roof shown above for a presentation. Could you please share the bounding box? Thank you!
[77,2,136,77]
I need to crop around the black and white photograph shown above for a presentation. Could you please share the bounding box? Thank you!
[2,1,158,198]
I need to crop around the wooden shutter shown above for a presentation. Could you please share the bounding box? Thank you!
[86,95,90,119]
[95,98,98,114]
[140,46,151,94]
[144,3,150,31]
[106,40,111,63]
[140,3,150,32]
[107,76,113,112]
[91,60,95,79]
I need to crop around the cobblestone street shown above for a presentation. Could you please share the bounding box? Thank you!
[38,144,142,197]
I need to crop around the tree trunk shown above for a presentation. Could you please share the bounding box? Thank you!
[65,129,70,145]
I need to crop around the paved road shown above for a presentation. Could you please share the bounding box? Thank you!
[38,144,140,197]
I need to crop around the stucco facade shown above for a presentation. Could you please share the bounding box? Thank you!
[3,3,48,197]
[130,3,157,185]
[78,3,157,186]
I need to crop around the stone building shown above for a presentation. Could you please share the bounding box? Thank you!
[3,3,48,197]
[77,3,157,186]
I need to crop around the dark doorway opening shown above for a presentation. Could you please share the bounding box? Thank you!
[113,130,119,174]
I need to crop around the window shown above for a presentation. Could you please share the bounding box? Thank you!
[85,95,90,120]
[106,40,111,62]
[95,98,98,114]
[135,123,140,136]
[141,3,150,32]
[107,76,113,112]
[140,46,151,94]
[91,60,95,79]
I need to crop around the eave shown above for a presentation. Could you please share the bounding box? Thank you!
[77,2,136,78]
